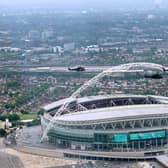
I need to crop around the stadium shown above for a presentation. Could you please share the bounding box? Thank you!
[41,62,168,160]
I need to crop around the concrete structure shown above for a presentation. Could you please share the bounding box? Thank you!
[41,30,53,40]
[41,95,168,160]
[63,42,75,51]
[0,119,11,129]
[28,30,40,40]
[40,62,168,160]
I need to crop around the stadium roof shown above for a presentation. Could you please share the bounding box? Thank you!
[56,104,168,122]
[42,94,150,112]
[43,97,76,111]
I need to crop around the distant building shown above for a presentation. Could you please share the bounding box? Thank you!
[147,14,155,20]
[0,47,22,53]
[0,121,5,129]
[28,30,41,40]
[87,45,100,53]
[41,30,53,40]
[53,46,63,56]
[133,48,151,54]
[0,119,12,129]
[31,47,52,54]
[63,42,75,51]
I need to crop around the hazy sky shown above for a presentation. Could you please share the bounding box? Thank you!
[0,0,167,9]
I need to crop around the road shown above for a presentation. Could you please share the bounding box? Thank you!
[1,137,78,168]
[0,138,24,168]
[0,65,113,73]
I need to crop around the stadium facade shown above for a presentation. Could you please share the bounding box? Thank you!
[41,63,168,160]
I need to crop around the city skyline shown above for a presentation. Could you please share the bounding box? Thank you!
[0,0,167,10]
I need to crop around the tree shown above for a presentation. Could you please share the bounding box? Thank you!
[0,114,20,122]
[8,114,20,121]
[5,103,15,109]
[0,129,7,137]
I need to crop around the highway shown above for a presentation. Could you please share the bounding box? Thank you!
[27,66,112,73]
[0,65,113,73]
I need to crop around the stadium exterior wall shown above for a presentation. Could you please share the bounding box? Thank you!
[41,95,168,159]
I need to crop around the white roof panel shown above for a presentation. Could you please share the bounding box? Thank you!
[42,94,168,112]
[43,97,76,111]
[56,104,168,122]
[43,94,148,111]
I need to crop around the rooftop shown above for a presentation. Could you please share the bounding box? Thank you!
[42,94,150,112]
[56,104,168,122]
[43,97,76,111]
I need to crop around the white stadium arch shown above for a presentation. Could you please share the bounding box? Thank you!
[41,62,168,142]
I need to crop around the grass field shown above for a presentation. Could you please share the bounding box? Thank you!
[20,113,38,120]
